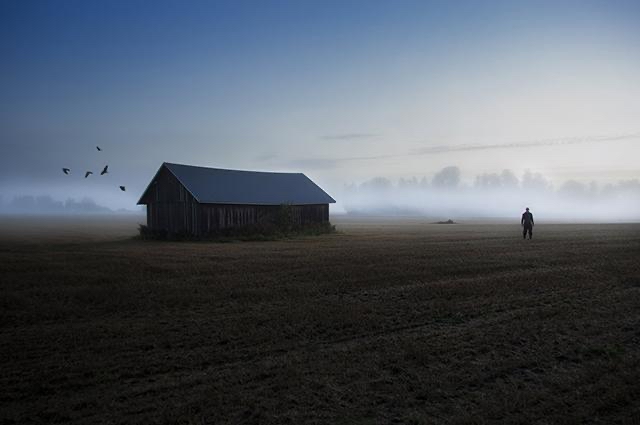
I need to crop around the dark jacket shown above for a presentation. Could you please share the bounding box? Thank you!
[521,211,534,226]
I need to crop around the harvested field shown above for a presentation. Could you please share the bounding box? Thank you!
[1,215,639,424]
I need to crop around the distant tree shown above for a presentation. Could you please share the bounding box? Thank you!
[10,195,36,211]
[35,195,64,212]
[601,183,615,197]
[360,177,393,191]
[432,166,460,189]
[343,182,358,193]
[475,173,501,189]
[500,169,519,188]
[64,197,111,213]
[522,170,552,192]
[398,177,419,189]
[558,180,587,198]
[616,179,640,192]
[603,179,640,198]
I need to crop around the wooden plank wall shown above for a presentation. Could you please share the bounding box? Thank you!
[198,204,329,234]
[144,167,201,234]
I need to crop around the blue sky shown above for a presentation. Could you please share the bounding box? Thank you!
[1,0,639,209]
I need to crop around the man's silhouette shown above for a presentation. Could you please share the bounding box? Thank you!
[521,207,534,239]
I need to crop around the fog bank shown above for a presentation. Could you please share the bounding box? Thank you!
[0,195,143,215]
[338,167,640,222]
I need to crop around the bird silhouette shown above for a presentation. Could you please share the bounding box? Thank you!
[100,165,108,175]
[62,168,70,175]
[96,146,101,151]
[85,171,93,178]
[119,186,126,191]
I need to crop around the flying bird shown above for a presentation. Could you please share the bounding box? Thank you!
[96,146,101,151]
[62,168,70,175]
[119,186,126,191]
[100,165,108,175]
[85,171,93,178]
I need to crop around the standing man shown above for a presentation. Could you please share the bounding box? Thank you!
[521,207,534,239]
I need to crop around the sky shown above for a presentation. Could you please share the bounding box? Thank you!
[1,0,639,214]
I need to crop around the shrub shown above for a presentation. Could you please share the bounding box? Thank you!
[275,204,296,232]
[137,224,168,240]
[434,219,457,224]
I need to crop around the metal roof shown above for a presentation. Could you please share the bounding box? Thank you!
[138,162,336,205]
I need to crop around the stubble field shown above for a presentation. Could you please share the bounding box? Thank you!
[1,215,639,424]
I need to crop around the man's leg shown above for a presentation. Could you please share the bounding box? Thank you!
[523,226,527,239]
[528,226,533,239]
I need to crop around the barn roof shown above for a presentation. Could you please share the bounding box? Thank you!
[138,162,336,205]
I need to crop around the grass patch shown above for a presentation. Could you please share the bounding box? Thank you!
[137,221,336,241]
[137,204,336,241]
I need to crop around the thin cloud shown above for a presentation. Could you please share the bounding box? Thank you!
[286,132,640,169]
[410,132,640,155]
[283,158,341,170]
[284,153,398,169]
[321,133,380,141]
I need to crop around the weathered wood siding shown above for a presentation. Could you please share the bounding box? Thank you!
[142,167,330,235]
[198,204,329,234]
[141,167,201,234]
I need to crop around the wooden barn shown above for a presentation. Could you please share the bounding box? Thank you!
[137,162,336,235]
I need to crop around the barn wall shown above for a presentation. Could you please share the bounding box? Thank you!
[144,167,201,235]
[198,203,329,233]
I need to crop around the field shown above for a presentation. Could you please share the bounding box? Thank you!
[1,215,639,424]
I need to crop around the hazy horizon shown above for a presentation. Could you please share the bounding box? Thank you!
[2,164,638,222]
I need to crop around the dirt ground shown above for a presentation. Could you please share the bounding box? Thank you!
[1,215,639,424]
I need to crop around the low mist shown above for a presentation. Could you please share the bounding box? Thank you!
[0,195,143,215]
[1,166,638,222]
[338,167,640,222]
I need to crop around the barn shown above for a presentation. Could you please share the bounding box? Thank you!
[137,162,336,235]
